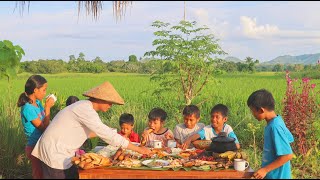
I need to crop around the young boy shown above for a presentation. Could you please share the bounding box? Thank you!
[66,96,79,106]
[173,105,205,149]
[247,89,294,179]
[141,108,174,147]
[118,113,140,143]
[182,104,240,150]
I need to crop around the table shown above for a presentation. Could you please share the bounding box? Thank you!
[79,167,254,179]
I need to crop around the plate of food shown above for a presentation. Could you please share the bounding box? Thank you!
[142,159,169,168]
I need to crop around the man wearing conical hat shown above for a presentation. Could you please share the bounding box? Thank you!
[31,82,151,179]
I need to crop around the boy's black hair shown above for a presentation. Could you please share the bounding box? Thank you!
[66,96,79,106]
[148,108,167,122]
[247,89,275,111]
[183,105,200,118]
[210,104,229,117]
[119,113,134,126]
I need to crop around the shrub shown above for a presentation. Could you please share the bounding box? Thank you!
[282,70,319,155]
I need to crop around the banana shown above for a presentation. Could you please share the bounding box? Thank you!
[235,152,242,159]
[219,151,235,158]
[227,152,237,160]
[240,152,247,160]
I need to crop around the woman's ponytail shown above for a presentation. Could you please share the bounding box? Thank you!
[17,92,31,107]
[17,75,47,107]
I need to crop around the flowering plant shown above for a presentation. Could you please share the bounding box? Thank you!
[282,70,318,155]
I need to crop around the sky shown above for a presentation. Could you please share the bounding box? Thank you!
[1,1,320,62]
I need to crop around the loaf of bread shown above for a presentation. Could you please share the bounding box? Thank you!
[72,153,112,169]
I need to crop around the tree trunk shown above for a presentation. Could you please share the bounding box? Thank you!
[186,97,191,105]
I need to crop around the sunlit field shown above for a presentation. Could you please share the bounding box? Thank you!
[0,72,319,178]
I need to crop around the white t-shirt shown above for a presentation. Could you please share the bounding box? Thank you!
[173,123,205,148]
[31,100,129,170]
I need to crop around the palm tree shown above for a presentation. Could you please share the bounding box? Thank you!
[15,1,132,21]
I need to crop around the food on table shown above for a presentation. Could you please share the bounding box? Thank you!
[148,160,166,167]
[72,153,112,169]
[79,146,249,171]
[142,159,169,168]
[94,145,119,158]
[118,158,142,168]
[140,128,154,146]
[165,159,183,168]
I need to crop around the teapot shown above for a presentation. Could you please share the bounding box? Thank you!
[209,132,237,153]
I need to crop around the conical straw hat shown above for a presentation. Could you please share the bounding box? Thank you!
[83,82,124,105]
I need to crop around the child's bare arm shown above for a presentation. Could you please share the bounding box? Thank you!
[181,134,200,150]
[253,154,293,179]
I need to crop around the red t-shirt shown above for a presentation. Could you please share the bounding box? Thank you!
[118,131,140,143]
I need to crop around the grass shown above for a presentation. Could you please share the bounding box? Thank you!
[0,72,319,178]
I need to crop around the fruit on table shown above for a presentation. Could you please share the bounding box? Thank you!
[219,151,235,158]
[217,151,248,161]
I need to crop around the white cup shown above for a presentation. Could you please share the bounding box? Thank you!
[153,140,162,148]
[46,94,57,102]
[167,140,177,148]
[234,159,249,171]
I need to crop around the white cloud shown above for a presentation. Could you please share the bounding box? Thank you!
[1,1,320,62]
[240,16,279,39]
[189,8,230,39]
[240,16,320,40]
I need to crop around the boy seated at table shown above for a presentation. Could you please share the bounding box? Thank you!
[118,113,140,143]
[182,104,240,150]
[140,108,174,147]
[173,105,205,149]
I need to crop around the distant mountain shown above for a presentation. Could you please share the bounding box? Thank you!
[224,56,243,63]
[263,53,320,65]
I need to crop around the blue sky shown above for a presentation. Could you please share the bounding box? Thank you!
[1,1,320,62]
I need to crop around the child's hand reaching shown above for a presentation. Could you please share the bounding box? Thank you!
[181,139,192,150]
[165,133,174,140]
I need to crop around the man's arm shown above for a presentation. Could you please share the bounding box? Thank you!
[253,154,293,179]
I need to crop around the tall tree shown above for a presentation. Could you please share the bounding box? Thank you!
[0,40,25,82]
[128,54,138,63]
[0,40,25,116]
[145,20,226,105]
[244,56,259,73]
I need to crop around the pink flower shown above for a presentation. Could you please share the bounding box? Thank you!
[75,149,86,157]
[302,77,310,83]
[311,84,316,89]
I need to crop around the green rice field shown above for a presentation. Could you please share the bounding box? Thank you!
[0,72,319,178]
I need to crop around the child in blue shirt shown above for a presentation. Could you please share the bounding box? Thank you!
[247,89,294,179]
[17,75,55,179]
[182,104,240,150]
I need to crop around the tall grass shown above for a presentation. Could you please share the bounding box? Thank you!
[0,72,319,178]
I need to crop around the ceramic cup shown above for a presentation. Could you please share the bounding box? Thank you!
[167,140,177,148]
[234,159,249,171]
[153,140,162,148]
[46,94,57,102]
